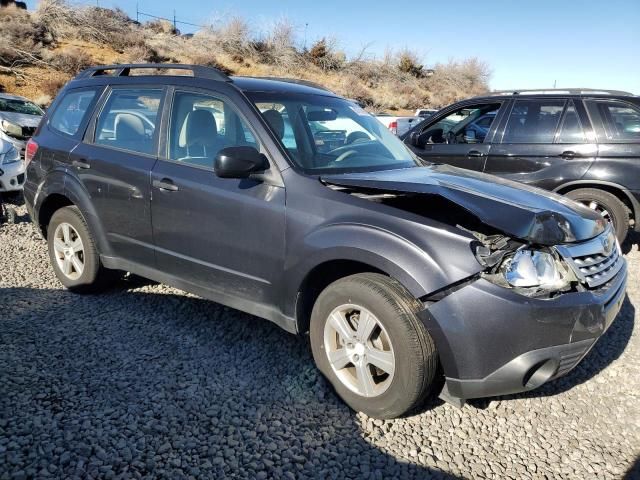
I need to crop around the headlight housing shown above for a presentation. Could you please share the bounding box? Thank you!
[502,249,570,290]
[0,120,23,139]
[1,145,20,165]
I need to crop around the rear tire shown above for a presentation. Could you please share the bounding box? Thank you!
[310,273,438,419]
[565,188,629,243]
[47,206,117,293]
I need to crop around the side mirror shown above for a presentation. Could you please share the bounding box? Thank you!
[214,146,268,179]
[464,129,477,143]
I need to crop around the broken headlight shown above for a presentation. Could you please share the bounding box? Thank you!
[0,145,20,165]
[502,249,570,290]
[0,120,22,139]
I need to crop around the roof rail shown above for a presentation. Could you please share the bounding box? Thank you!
[484,88,634,97]
[249,76,333,93]
[76,63,231,82]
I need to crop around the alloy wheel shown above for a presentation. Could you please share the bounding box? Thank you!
[323,304,395,397]
[52,222,85,280]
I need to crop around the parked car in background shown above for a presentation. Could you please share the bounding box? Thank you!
[415,108,438,117]
[0,137,24,193]
[0,93,44,159]
[375,113,422,136]
[403,89,640,243]
[25,66,627,418]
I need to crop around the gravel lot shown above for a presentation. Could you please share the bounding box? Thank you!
[1,197,639,480]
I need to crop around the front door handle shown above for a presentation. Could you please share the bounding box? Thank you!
[560,150,578,159]
[153,178,179,192]
[72,159,91,169]
[467,150,485,158]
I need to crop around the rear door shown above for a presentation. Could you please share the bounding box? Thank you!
[584,98,640,193]
[71,86,164,266]
[404,101,505,171]
[483,98,597,190]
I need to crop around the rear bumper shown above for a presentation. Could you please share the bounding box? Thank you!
[421,258,627,402]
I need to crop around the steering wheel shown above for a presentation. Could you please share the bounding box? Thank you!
[333,149,358,163]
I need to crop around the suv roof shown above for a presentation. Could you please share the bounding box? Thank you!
[470,88,637,102]
[74,63,336,97]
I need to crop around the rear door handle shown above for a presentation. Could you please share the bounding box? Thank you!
[467,150,485,158]
[72,159,91,169]
[153,178,179,192]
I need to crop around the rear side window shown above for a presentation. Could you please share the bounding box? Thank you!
[503,99,565,144]
[586,100,640,143]
[49,89,99,136]
[556,101,586,143]
[95,88,163,155]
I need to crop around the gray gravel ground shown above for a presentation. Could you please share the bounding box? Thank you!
[1,197,639,480]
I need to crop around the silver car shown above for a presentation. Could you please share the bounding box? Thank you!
[0,138,24,193]
[0,93,44,159]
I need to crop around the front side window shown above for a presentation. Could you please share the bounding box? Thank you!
[49,89,99,136]
[247,92,419,174]
[586,100,640,142]
[416,103,501,146]
[95,88,163,155]
[503,99,565,144]
[168,91,259,169]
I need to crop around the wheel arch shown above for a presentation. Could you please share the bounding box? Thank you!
[554,180,637,227]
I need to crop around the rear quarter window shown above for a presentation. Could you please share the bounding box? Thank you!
[48,88,100,137]
[586,99,640,143]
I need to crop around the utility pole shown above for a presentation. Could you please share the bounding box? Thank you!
[304,23,309,50]
[173,10,177,32]
[553,80,557,88]
[136,2,139,23]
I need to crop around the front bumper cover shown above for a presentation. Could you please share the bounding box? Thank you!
[420,258,627,403]
[0,159,26,192]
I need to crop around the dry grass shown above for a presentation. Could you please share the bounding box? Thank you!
[0,0,490,110]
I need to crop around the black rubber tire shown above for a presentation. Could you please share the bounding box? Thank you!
[310,273,438,419]
[565,188,630,243]
[47,206,116,293]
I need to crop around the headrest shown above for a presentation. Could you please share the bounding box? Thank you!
[179,109,217,147]
[114,113,145,141]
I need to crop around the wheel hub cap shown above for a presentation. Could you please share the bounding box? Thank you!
[52,222,85,281]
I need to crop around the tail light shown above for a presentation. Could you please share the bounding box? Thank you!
[25,139,38,166]
[388,121,398,135]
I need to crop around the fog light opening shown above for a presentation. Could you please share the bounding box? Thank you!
[523,359,559,389]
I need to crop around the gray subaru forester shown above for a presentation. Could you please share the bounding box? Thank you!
[24,64,627,418]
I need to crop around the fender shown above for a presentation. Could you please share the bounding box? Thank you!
[554,179,640,229]
[34,168,112,256]
[282,222,482,316]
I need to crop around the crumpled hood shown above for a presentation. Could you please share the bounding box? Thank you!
[0,111,42,128]
[322,165,605,245]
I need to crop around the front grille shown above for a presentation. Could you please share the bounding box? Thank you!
[556,227,623,288]
[22,126,36,138]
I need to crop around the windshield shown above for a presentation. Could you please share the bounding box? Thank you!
[248,92,420,174]
[0,98,43,116]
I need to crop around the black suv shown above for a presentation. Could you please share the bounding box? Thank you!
[24,66,627,418]
[403,89,640,243]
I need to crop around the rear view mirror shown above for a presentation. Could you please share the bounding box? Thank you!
[214,146,268,179]
[307,109,338,121]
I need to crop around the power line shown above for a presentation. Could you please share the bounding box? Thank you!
[135,3,206,30]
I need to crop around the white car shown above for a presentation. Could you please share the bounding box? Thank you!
[0,138,24,192]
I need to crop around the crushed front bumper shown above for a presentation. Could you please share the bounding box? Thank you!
[420,257,627,404]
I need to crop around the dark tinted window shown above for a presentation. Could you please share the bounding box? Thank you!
[556,101,586,143]
[416,103,501,146]
[503,99,565,143]
[586,100,640,142]
[49,89,98,136]
[168,91,259,169]
[95,88,162,155]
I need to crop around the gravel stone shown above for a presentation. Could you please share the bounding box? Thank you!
[1,198,639,479]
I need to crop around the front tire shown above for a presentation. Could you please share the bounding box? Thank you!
[565,188,630,243]
[310,273,438,419]
[47,206,115,293]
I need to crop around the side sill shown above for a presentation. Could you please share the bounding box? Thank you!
[101,255,298,335]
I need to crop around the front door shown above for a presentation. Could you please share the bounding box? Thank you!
[71,86,164,266]
[483,99,597,190]
[405,102,503,171]
[150,88,285,308]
